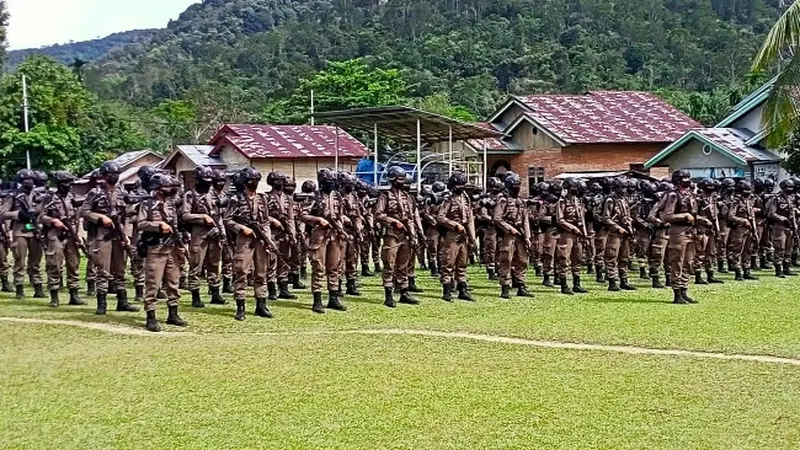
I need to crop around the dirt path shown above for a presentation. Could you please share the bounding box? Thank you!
[3,317,800,366]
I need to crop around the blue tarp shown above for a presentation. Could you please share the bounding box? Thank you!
[355,158,417,186]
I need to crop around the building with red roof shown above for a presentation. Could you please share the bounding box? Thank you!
[475,91,701,195]
[208,124,369,191]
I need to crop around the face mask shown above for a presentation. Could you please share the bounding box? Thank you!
[196,179,211,194]
[105,173,120,185]
[20,180,34,193]
[508,185,521,197]
[679,179,691,188]
[160,187,178,197]
[741,191,752,198]
[57,183,72,195]
[245,180,260,192]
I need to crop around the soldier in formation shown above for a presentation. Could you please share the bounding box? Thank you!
[10,159,800,331]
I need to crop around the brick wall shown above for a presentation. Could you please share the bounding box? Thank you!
[488,142,667,197]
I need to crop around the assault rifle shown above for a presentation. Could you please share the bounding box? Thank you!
[229,215,287,265]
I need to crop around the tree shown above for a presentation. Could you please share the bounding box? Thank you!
[752,1,800,147]
[0,1,8,68]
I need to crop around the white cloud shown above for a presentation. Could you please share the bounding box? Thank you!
[7,0,200,50]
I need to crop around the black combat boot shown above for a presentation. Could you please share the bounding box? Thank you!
[665,272,672,287]
[267,282,278,301]
[500,285,511,299]
[776,265,786,278]
[234,300,246,321]
[487,268,499,281]
[166,305,188,327]
[607,279,620,292]
[706,270,723,284]
[362,265,373,277]
[374,262,382,273]
[430,263,438,278]
[95,293,107,315]
[791,253,799,267]
[300,267,308,279]
[384,287,396,308]
[573,276,588,294]
[179,276,187,291]
[254,298,273,318]
[734,268,743,281]
[210,286,226,305]
[535,266,542,277]
[68,288,85,305]
[516,282,530,297]
[672,289,688,304]
[145,310,161,332]
[190,289,205,308]
[694,271,707,285]
[442,284,453,302]
[399,289,420,305]
[760,253,771,270]
[560,276,574,295]
[586,264,594,275]
[639,266,649,280]
[595,266,606,283]
[457,282,473,301]
[345,279,361,296]
[86,280,96,296]
[1,276,11,293]
[408,277,423,293]
[784,262,797,277]
[681,288,698,304]
[33,283,45,298]
[291,273,306,290]
[620,278,637,291]
[312,292,325,314]
[327,290,347,311]
[49,289,60,307]
[223,277,234,294]
[652,275,666,289]
[750,256,759,271]
[717,260,727,274]
[14,284,24,299]
[116,289,139,312]
[278,281,297,300]
[542,274,554,288]
[511,276,519,289]
[134,285,144,303]
[743,269,758,281]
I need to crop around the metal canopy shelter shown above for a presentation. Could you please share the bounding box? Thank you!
[315,106,503,190]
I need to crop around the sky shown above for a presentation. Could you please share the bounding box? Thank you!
[6,0,201,50]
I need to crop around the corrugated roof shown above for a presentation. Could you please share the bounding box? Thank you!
[514,91,700,144]
[113,150,160,168]
[644,127,782,169]
[168,145,226,168]
[209,124,369,159]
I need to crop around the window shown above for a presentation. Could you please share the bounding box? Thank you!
[528,166,545,193]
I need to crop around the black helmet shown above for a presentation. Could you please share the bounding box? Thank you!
[150,173,172,190]
[53,171,75,184]
[338,171,355,190]
[626,178,640,192]
[658,181,675,192]
[753,177,765,193]
[33,170,48,187]
[194,165,214,182]
[301,180,317,194]
[432,181,446,193]
[487,176,503,193]
[212,169,227,182]
[671,170,691,184]
[504,172,522,196]
[612,177,628,190]
[721,178,736,191]
[736,179,753,194]
[241,167,262,181]
[564,177,581,192]
[318,168,337,193]
[16,169,34,182]
[100,161,121,176]
[386,166,407,186]
[589,182,602,194]
[447,172,468,190]
[763,177,775,192]
[138,165,156,182]
[780,178,795,192]
[640,180,656,197]
[536,181,550,196]
[267,171,287,188]
[284,177,296,194]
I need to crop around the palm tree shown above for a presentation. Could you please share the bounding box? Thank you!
[753,1,800,147]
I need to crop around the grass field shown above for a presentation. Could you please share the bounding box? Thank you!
[2,266,800,449]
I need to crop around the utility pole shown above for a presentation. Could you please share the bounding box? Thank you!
[22,74,31,170]
[310,90,315,126]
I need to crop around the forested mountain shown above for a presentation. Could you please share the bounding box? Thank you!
[81,0,785,126]
[7,29,156,70]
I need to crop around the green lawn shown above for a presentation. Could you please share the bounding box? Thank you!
[1,266,800,449]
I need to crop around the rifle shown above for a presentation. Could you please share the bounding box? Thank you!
[61,218,90,258]
[163,201,189,255]
[199,195,228,245]
[229,215,288,265]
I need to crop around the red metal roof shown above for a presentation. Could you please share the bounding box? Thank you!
[515,91,700,144]
[209,124,369,159]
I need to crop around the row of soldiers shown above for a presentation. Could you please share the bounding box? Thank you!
[4,160,799,331]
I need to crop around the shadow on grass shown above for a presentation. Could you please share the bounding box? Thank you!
[583,295,675,305]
